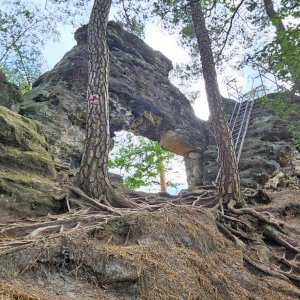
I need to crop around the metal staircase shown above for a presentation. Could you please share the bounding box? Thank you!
[215,79,255,184]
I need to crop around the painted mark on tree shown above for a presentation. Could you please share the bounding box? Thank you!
[89,94,100,104]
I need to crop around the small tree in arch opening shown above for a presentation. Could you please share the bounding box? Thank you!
[109,132,177,192]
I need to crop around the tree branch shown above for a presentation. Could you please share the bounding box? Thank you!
[215,0,246,64]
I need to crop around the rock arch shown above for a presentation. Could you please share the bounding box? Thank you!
[21,21,208,189]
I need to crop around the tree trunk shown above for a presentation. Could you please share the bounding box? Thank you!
[157,155,167,192]
[78,0,112,200]
[189,1,243,206]
[263,0,300,91]
[78,0,135,208]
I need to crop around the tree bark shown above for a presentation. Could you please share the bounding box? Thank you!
[189,1,244,206]
[78,0,112,200]
[78,0,134,208]
[262,0,300,91]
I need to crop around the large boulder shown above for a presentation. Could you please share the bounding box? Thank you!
[21,21,207,168]
[0,106,58,221]
[0,70,22,109]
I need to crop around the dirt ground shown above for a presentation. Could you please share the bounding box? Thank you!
[0,189,300,300]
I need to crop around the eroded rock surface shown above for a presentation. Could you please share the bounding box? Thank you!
[0,106,58,221]
[21,21,207,168]
[203,97,300,189]
[19,21,299,190]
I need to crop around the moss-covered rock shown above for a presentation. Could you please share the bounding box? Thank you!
[0,106,57,221]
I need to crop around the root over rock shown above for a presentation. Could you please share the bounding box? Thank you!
[0,206,299,299]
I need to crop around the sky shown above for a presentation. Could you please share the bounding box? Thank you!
[43,19,193,194]
[43,18,254,121]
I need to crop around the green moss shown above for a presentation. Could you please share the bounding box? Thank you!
[0,106,58,219]
[0,169,55,191]
[19,100,54,122]
[0,145,55,178]
[0,105,48,152]
[0,169,57,216]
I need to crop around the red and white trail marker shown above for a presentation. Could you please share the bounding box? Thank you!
[89,94,100,104]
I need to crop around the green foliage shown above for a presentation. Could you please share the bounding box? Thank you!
[0,1,56,86]
[259,93,300,150]
[257,26,300,87]
[259,93,300,118]
[0,0,92,87]
[109,133,175,190]
[0,65,32,94]
[288,121,300,150]
[150,0,300,92]
[113,0,150,38]
[115,16,146,38]
[31,201,38,210]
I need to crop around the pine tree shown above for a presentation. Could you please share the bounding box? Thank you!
[78,0,135,208]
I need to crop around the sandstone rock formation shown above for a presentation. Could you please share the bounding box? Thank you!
[0,106,58,221]
[21,22,207,172]
[19,21,299,191]
[203,97,300,189]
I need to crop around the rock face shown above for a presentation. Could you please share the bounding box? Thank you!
[0,70,22,110]
[203,97,300,189]
[0,106,58,221]
[21,21,207,169]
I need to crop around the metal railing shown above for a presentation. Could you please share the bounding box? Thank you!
[215,79,256,184]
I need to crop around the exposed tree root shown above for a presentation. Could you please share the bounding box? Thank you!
[216,221,245,248]
[218,213,251,230]
[244,255,291,282]
[228,199,285,233]
[245,254,300,284]
[214,195,300,290]
[1,186,300,291]
[272,254,300,273]
[263,226,299,253]
[222,222,256,241]
[68,185,123,215]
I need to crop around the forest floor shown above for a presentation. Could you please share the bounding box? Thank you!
[0,188,300,300]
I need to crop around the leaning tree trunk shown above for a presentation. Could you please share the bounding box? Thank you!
[189,1,244,207]
[263,0,300,92]
[78,0,115,203]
